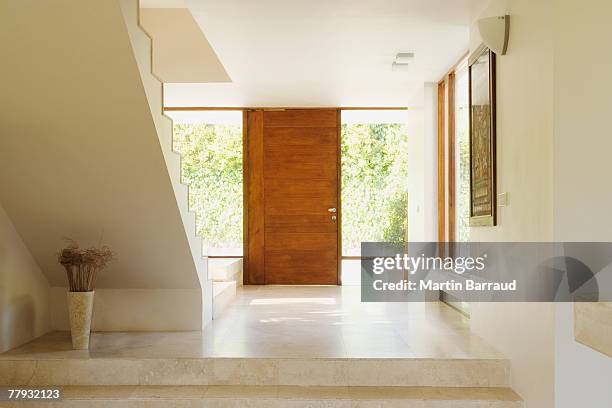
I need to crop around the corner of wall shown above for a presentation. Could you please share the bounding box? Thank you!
[0,202,51,353]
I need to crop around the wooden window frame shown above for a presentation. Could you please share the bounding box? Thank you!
[438,53,468,244]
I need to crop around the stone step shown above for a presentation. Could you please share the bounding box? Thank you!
[209,258,242,283]
[2,385,523,408]
[0,357,510,388]
[212,281,237,319]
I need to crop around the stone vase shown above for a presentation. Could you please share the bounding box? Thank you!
[67,291,94,350]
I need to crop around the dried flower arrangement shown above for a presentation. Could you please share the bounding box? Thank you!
[58,239,114,292]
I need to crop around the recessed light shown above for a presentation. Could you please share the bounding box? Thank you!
[395,52,415,64]
[391,62,410,72]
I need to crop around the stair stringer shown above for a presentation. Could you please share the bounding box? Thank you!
[118,0,213,325]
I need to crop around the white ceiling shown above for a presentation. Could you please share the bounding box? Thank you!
[164,0,481,108]
[140,8,230,83]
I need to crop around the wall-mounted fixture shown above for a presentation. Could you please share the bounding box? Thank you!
[477,15,510,55]
[392,52,414,71]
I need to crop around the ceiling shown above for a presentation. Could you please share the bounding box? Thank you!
[140,8,230,83]
[161,0,481,107]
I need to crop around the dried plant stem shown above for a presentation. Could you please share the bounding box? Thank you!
[58,239,114,292]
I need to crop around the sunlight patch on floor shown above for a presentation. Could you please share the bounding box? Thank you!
[249,297,337,306]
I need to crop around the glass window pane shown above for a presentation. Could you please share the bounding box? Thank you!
[341,111,409,256]
[167,110,243,256]
[454,63,470,242]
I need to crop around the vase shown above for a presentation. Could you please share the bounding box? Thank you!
[67,291,94,350]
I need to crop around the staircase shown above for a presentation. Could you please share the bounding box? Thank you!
[0,355,521,407]
[121,0,248,321]
[119,0,220,322]
[3,386,522,407]
[210,258,242,318]
[0,285,524,407]
[121,0,243,320]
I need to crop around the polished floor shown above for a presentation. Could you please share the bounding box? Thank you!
[2,286,503,360]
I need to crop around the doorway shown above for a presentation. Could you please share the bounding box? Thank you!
[245,109,340,285]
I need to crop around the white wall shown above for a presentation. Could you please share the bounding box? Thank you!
[139,7,230,83]
[406,83,438,243]
[553,0,612,406]
[0,203,50,353]
[423,83,439,242]
[468,0,554,243]
[467,1,555,407]
[406,87,426,242]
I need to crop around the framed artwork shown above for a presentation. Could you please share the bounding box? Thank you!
[468,44,497,227]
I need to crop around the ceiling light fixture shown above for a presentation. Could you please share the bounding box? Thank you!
[391,62,410,72]
[394,52,415,64]
[392,52,415,71]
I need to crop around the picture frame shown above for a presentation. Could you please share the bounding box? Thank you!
[468,44,497,227]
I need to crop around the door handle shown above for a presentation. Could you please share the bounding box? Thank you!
[328,208,337,213]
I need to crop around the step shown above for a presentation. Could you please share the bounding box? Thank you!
[209,258,242,283]
[212,281,237,319]
[1,385,523,408]
[0,357,510,388]
[574,302,612,357]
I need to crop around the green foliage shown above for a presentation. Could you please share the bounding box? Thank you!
[457,133,471,242]
[173,124,243,253]
[173,121,409,256]
[341,123,408,254]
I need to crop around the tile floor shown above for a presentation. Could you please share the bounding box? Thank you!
[2,286,503,360]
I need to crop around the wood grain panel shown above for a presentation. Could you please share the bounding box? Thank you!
[266,197,336,215]
[265,214,336,233]
[447,72,456,242]
[265,179,336,215]
[265,251,338,285]
[336,110,342,284]
[437,81,446,246]
[264,144,337,179]
[265,232,337,252]
[265,178,336,198]
[263,109,338,127]
[265,231,337,284]
[247,109,339,285]
[265,127,337,146]
[246,111,265,284]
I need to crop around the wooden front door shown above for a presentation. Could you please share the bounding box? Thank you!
[246,109,340,285]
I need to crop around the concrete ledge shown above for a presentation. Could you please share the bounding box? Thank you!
[3,385,523,408]
[212,281,237,319]
[575,302,612,357]
[0,357,510,387]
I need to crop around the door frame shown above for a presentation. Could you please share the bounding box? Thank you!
[243,108,341,285]
[437,52,468,245]
[163,106,408,285]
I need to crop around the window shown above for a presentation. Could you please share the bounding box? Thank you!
[340,110,409,283]
[167,110,244,256]
[454,61,470,242]
[438,56,471,315]
[438,56,470,243]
